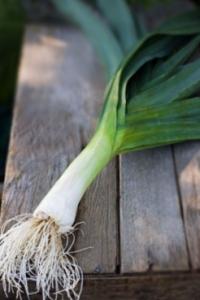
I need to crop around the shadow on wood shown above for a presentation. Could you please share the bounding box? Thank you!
[1,273,200,300]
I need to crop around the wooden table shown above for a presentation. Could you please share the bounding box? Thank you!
[1,3,200,299]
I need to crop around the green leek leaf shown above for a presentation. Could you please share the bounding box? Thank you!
[159,10,200,34]
[145,35,200,90]
[117,98,200,152]
[101,10,200,154]
[128,59,200,111]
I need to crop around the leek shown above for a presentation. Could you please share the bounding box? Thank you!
[1,1,200,300]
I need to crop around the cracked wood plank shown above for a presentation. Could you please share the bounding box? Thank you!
[120,148,188,272]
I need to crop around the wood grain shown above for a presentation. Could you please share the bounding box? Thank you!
[120,148,188,272]
[174,142,200,269]
[1,273,200,300]
[82,273,200,300]
[1,25,117,273]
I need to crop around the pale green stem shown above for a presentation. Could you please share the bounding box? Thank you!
[34,128,113,232]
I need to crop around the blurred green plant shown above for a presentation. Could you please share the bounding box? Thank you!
[0,0,24,179]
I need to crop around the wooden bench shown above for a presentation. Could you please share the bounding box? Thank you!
[2,3,200,299]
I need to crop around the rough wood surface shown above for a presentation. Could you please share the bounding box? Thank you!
[1,273,200,300]
[82,273,200,300]
[174,142,200,269]
[1,25,117,273]
[120,148,188,272]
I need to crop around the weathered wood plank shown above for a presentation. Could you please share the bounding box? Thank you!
[119,0,192,274]
[75,159,118,273]
[2,273,200,300]
[82,273,200,300]
[174,142,200,269]
[1,25,117,273]
[120,148,188,272]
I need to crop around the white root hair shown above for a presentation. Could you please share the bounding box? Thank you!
[0,214,83,300]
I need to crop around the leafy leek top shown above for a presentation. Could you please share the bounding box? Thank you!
[52,0,200,155]
[103,10,200,153]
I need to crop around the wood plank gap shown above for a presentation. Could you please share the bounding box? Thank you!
[78,270,199,276]
[116,155,121,274]
[171,145,192,270]
[173,141,200,269]
[0,183,3,203]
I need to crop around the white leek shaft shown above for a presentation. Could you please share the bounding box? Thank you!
[34,130,112,232]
